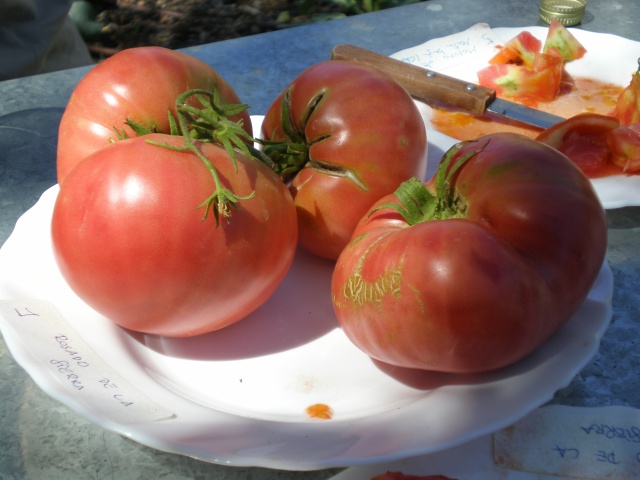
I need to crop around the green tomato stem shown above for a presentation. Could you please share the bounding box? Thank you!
[258,88,362,187]
[374,140,484,225]
[144,87,266,226]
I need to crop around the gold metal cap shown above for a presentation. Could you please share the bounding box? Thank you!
[539,0,587,26]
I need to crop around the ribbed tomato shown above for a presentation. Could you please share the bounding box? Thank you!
[260,60,428,260]
[332,133,607,373]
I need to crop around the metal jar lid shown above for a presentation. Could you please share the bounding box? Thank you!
[539,0,586,26]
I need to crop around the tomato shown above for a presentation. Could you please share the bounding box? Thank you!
[51,133,297,337]
[479,22,586,104]
[477,50,563,104]
[332,133,607,373]
[542,19,587,61]
[536,112,621,177]
[489,31,541,67]
[607,123,640,172]
[260,60,428,260]
[614,60,640,125]
[57,46,251,184]
[536,112,640,176]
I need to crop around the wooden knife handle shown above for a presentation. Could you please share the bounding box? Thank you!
[330,44,495,116]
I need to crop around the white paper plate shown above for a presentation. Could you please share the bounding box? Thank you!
[397,27,640,209]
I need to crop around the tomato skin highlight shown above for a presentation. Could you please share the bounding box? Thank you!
[51,134,297,337]
[261,60,428,260]
[57,46,251,184]
[332,133,607,373]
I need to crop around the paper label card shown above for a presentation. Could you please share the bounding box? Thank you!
[0,299,174,425]
[390,23,502,71]
[494,405,640,479]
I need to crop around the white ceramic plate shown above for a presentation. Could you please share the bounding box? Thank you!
[0,29,620,468]
[397,27,640,209]
[0,180,612,470]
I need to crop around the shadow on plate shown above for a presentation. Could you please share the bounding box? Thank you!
[126,247,341,361]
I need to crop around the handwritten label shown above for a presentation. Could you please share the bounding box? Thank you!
[390,23,502,72]
[0,299,174,424]
[494,405,640,479]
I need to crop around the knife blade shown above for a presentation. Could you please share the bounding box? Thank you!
[330,44,565,130]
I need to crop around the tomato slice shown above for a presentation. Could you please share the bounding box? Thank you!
[489,31,542,67]
[614,64,640,125]
[607,123,640,172]
[536,113,620,177]
[480,22,586,104]
[478,50,563,103]
[543,19,587,61]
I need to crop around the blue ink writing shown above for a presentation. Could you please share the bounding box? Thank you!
[581,423,640,443]
[55,334,90,368]
[596,450,621,464]
[14,307,39,317]
[553,445,580,459]
[100,378,134,407]
[50,359,85,390]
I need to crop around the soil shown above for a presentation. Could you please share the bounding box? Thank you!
[83,0,357,58]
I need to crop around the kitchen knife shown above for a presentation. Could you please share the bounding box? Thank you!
[330,44,565,130]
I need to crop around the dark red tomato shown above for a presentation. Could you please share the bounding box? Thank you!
[260,60,428,260]
[51,134,297,337]
[536,112,621,177]
[57,46,251,184]
[332,133,607,373]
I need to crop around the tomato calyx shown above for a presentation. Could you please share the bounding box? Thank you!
[260,88,364,187]
[375,141,482,225]
[145,88,271,225]
[259,88,310,182]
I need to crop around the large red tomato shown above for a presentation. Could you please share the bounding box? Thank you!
[51,134,297,337]
[57,46,251,184]
[332,133,607,373]
[260,60,428,260]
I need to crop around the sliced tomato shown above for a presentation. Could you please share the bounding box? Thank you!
[607,123,640,172]
[536,113,620,177]
[489,31,542,67]
[478,50,563,103]
[614,64,640,125]
[543,19,587,61]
